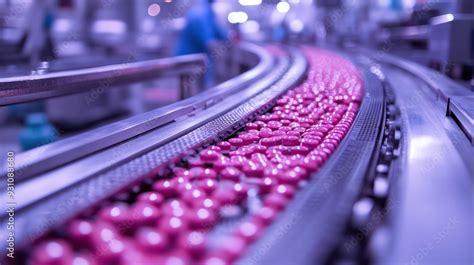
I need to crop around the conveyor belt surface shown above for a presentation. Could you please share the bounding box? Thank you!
[2,46,374,265]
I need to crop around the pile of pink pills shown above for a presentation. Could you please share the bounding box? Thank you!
[28,48,363,265]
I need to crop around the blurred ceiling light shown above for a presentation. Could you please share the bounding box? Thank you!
[228,11,248,24]
[276,1,290,13]
[240,20,260,34]
[289,19,304,32]
[289,0,300,3]
[239,0,262,6]
[93,20,127,34]
[164,0,172,2]
[148,3,161,17]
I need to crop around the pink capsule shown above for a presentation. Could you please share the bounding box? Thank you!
[217,141,231,151]
[234,221,262,243]
[158,216,188,237]
[137,191,165,207]
[202,255,229,265]
[242,161,264,178]
[98,204,129,228]
[68,220,94,246]
[182,188,205,205]
[135,227,169,252]
[69,255,97,265]
[228,138,244,147]
[128,202,161,227]
[31,239,74,265]
[161,250,191,265]
[216,236,247,262]
[252,206,278,226]
[152,179,177,198]
[272,184,296,199]
[220,167,241,182]
[264,193,290,211]
[199,179,218,195]
[282,136,300,146]
[192,197,221,213]
[213,157,231,172]
[290,146,310,155]
[233,183,249,201]
[162,199,188,218]
[178,230,208,257]
[229,155,247,170]
[301,138,319,148]
[213,187,238,206]
[200,149,220,162]
[189,208,218,230]
[202,168,217,180]
[278,126,292,132]
[267,121,282,130]
[90,223,125,263]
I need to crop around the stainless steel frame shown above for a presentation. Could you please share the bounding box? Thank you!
[0,53,207,105]
[0,43,273,181]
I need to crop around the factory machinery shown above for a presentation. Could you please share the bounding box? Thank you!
[0,43,472,265]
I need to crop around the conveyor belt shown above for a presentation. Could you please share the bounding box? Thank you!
[0,45,300,263]
[1,46,391,265]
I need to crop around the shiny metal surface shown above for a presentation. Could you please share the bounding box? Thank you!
[0,43,273,181]
[447,96,474,143]
[379,64,473,265]
[0,53,206,105]
[0,47,305,252]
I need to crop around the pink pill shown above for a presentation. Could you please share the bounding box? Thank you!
[135,227,169,252]
[158,216,188,237]
[200,149,220,162]
[217,141,231,151]
[182,188,205,205]
[290,146,310,156]
[264,193,290,211]
[152,179,177,198]
[242,161,264,178]
[202,168,217,179]
[202,255,229,265]
[228,138,244,147]
[128,202,161,227]
[199,179,218,195]
[258,128,273,138]
[301,138,319,148]
[189,208,218,230]
[137,191,165,207]
[213,157,231,172]
[213,187,238,206]
[252,206,278,226]
[220,167,241,182]
[31,239,73,265]
[98,204,128,227]
[90,223,125,263]
[272,184,296,199]
[161,200,187,219]
[192,197,221,213]
[217,236,247,262]
[233,183,249,201]
[234,221,261,243]
[68,220,94,245]
[282,136,300,146]
[178,230,208,257]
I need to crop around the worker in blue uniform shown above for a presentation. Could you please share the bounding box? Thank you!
[176,0,228,87]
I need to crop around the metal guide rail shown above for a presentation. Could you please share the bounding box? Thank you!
[0,43,273,182]
[0,53,207,106]
[0,45,302,262]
